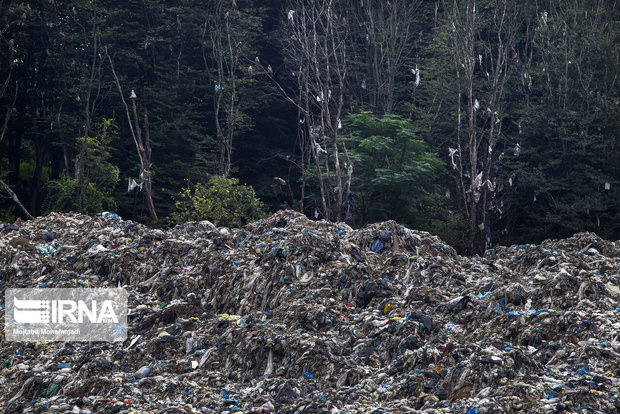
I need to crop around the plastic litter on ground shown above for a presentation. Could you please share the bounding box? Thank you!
[1,210,619,413]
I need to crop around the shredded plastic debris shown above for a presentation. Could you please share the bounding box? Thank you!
[1,210,619,413]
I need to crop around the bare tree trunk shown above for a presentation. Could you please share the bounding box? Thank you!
[292,0,349,221]
[0,70,33,219]
[74,16,100,212]
[106,49,158,222]
[453,67,469,220]
[206,2,242,178]
[448,0,515,253]
[256,0,350,220]
[354,0,419,115]
[0,179,34,220]
[142,110,158,221]
[0,82,16,145]
[223,16,236,177]
[297,95,307,213]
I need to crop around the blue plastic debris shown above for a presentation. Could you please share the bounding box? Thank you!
[37,244,57,256]
[103,212,120,220]
[476,291,492,299]
[466,407,479,414]
[576,365,590,375]
[371,240,384,253]
[529,308,548,316]
[303,372,313,379]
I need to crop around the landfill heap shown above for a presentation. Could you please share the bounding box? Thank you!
[1,210,620,414]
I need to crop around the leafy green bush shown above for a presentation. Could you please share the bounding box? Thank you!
[42,175,117,215]
[169,175,267,227]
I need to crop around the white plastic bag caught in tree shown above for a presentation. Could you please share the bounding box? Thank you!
[411,66,420,87]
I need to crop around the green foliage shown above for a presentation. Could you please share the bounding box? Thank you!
[1,0,619,249]
[424,195,472,254]
[497,1,620,244]
[343,112,445,230]
[84,118,120,193]
[42,118,120,216]
[0,205,17,223]
[18,160,50,184]
[169,175,267,227]
[43,175,116,215]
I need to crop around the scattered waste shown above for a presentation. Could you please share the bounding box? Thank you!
[1,210,619,412]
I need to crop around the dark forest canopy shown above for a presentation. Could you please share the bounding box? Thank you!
[0,0,618,253]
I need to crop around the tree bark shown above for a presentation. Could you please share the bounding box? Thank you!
[75,16,100,212]
[106,48,158,222]
[0,179,34,220]
[448,0,516,253]
[0,58,33,220]
[142,110,158,221]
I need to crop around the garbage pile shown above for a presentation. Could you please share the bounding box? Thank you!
[1,210,619,413]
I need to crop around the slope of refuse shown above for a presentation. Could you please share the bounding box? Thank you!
[1,210,619,413]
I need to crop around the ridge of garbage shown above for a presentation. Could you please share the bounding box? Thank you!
[1,210,619,413]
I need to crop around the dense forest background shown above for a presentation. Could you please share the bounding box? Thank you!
[0,0,618,253]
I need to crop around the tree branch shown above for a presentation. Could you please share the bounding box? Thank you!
[0,179,34,220]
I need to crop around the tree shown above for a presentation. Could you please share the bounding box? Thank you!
[74,4,104,212]
[107,51,158,222]
[203,0,262,177]
[102,0,216,221]
[343,111,445,227]
[0,0,618,248]
[0,1,33,219]
[43,118,119,215]
[350,0,421,114]
[445,0,518,252]
[270,0,351,221]
[498,0,620,243]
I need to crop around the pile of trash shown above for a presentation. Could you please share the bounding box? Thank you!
[1,210,619,413]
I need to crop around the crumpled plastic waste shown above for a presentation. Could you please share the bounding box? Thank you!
[0,210,619,413]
